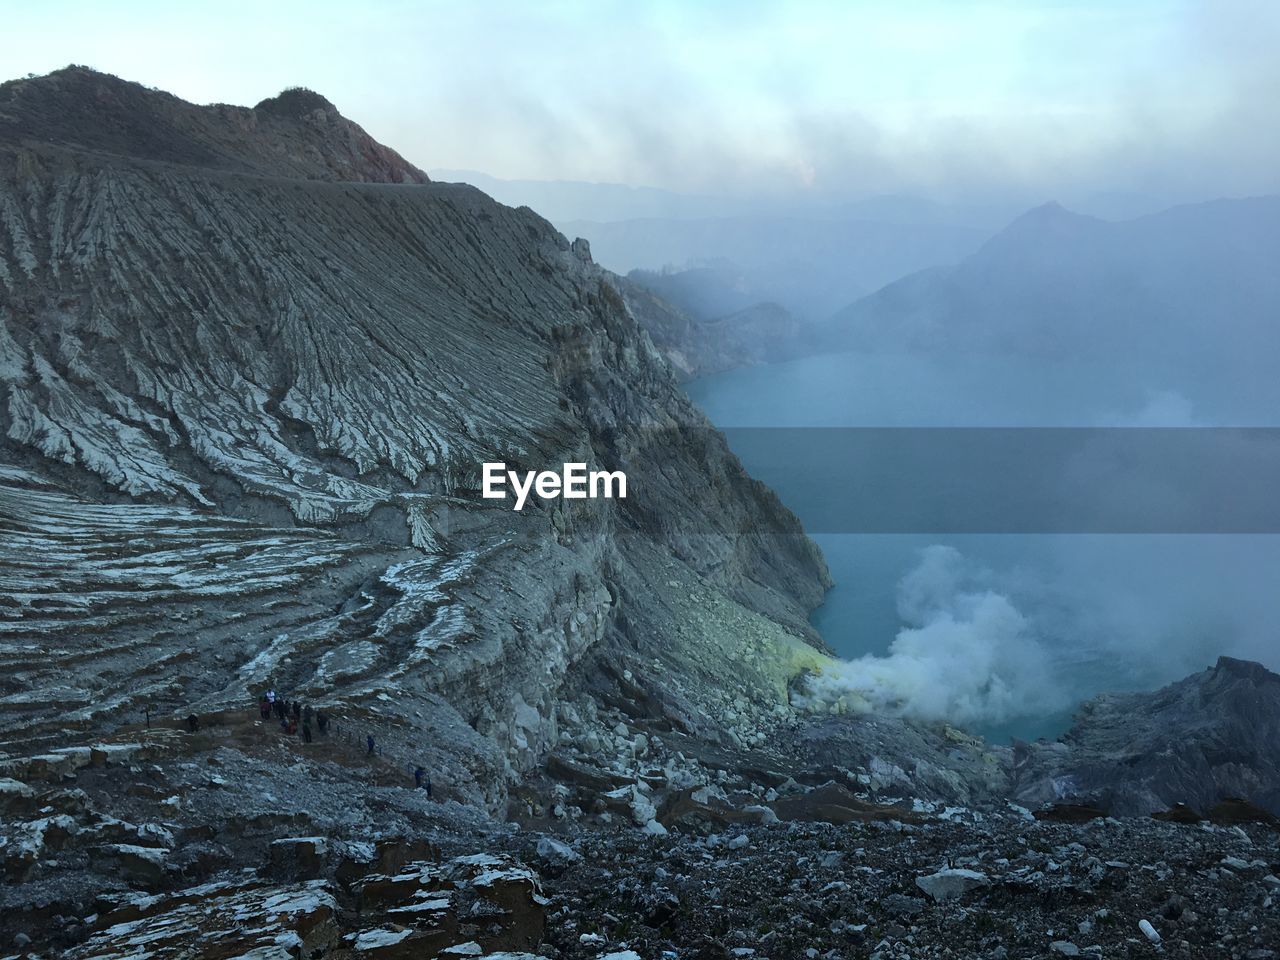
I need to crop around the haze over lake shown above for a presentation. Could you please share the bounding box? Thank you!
[687,349,1280,742]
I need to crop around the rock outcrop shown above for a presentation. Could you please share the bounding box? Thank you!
[1012,656,1280,816]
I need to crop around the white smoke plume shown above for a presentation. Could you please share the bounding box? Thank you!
[797,545,1067,726]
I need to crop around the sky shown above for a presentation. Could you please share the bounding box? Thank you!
[6,0,1279,204]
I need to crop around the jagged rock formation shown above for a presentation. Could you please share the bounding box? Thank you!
[616,277,801,380]
[1012,656,1280,817]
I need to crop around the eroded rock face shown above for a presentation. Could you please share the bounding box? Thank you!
[60,850,547,960]
[69,879,341,959]
[0,67,828,798]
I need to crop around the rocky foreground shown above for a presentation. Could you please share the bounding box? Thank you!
[4,656,1280,958]
[543,814,1280,960]
[5,732,1279,960]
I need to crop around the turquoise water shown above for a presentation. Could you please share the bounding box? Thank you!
[685,350,1280,743]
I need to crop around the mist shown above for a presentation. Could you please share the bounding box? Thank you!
[795,534,1280,738]
[689,329,1280,739]
[9,1,1280,206]
[795,545,1066,728]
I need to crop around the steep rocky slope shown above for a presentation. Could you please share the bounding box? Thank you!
[0,67,829,793]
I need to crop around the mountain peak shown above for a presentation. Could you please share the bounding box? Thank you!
[971,199,1103,261]
[253,86,338,119]
[0,67,427,185]
[1009,199,1093,228]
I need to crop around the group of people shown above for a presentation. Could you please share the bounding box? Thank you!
[256,688,433,795]
[260,689,328,743]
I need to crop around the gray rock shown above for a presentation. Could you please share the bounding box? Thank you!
[915,868,990,901]
[881,894,926,918]
[535,837,580,863]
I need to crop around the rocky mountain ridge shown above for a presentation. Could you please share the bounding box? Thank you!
[0,66,428,183]
[1012,656,1280,818]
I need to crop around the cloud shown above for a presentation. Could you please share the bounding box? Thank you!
[9,1,1279,202]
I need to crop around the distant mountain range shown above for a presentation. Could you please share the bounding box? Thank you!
[565,214,993,321]
[815,196,1280,379]
[430,171,1196,325]
[432,170,1015,320]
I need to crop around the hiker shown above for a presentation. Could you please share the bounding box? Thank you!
[292,701,302,720]
[186,713,199,732]
[414,766,424,788]
[280,716,290,733]
[273,699,286,720]
[259,697,271,721]
[302,704,313,725]
[302,722,313,743]
[316,711,329,736]
[366,734,375,755]
[266,689,276,705]
[287,716,298,735]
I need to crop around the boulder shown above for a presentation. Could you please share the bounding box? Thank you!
[90,843,169,885]
[915,868,990,902]
[534,836,580,863]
